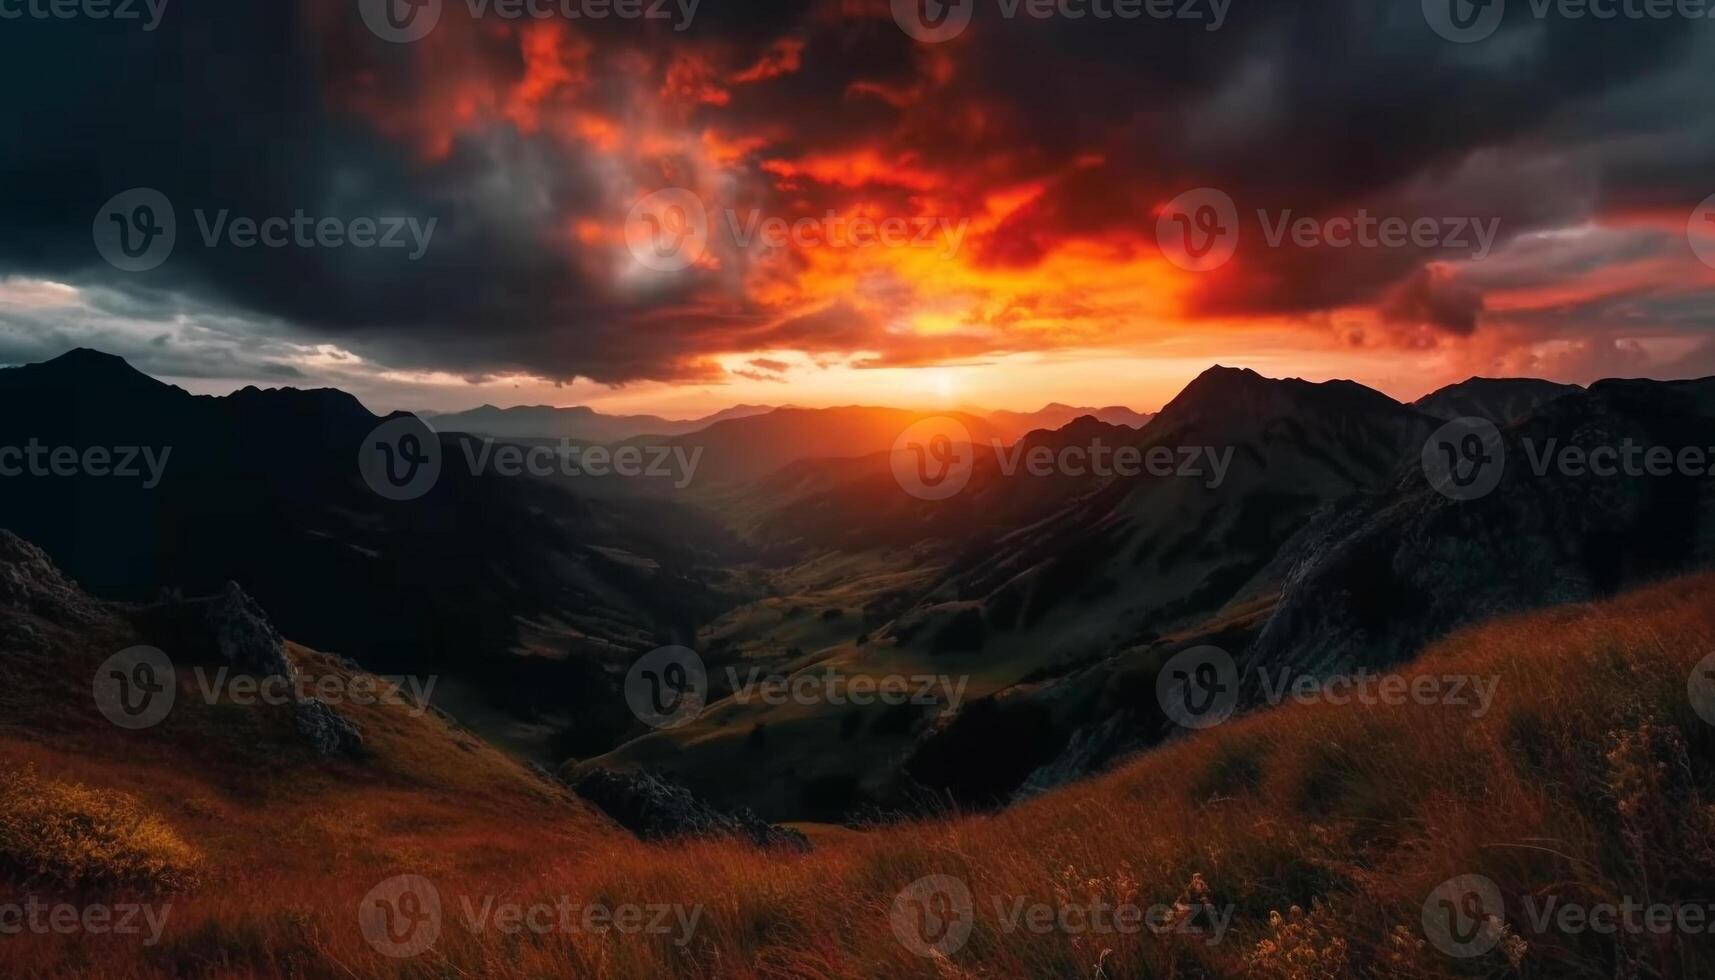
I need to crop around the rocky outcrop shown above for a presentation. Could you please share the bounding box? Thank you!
[293,698,365,757]
[205,582,294,678]
[571,768,809,851]
[0,530,99,626]
[1015,712,1134,800]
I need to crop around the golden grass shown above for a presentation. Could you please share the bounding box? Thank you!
[0,766,201,894]
[4,574,1715,977]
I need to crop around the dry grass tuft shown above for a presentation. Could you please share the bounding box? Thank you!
[0,765,202,894]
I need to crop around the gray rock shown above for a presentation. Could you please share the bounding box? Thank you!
[205,582,294,678]
[293,698,364,757]
[1015,713,1132,800]
[572,768,809,851]
[0,530,98,625]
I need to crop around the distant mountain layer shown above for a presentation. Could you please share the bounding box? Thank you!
[984,403,1153,441]
[612,406,1003,489]
[1414,376,1582,422]
[430,403,775,442]
[431,400,1150,452]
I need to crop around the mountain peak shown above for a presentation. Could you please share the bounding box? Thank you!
[46,347,131,368]
[1169,365,1272,402]
[37,347,156,380]
[1157,365,1405,431]
[16,348,174,397]
[1415,376,1582,423]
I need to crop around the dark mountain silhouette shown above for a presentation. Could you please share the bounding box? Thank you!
[993,373,1715,803]
[1414,376,1583,422]
[1251,373,1715,674]
[898,367,1438,646]
[0,350,743,748]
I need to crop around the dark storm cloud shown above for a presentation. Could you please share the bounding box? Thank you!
[1,0,1712,384]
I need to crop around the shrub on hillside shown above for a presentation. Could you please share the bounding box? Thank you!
[0,766,201,894]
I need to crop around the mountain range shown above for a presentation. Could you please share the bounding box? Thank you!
[427,402,777,443]
[430,398,1151,447]
[5,349,1714,820]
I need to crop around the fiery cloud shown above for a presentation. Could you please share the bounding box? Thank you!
[1,1,1713,403]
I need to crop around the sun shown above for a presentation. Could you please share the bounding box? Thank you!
[921,370,958,404]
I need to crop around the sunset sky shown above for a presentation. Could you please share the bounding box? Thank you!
[3,1,1715,416]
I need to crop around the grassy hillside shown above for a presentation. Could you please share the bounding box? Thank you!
[5,571,1714,977]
